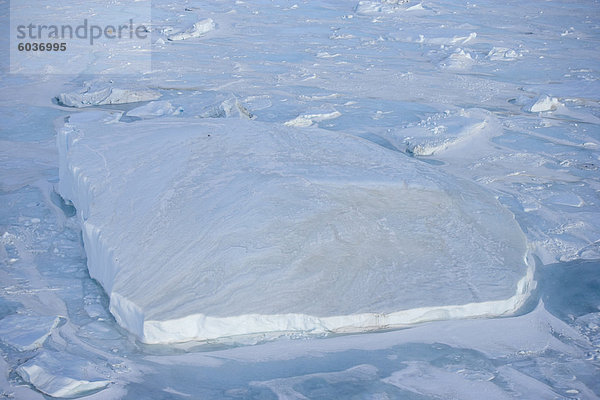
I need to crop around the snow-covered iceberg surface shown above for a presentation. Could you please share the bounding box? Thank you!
[57,113,533,344]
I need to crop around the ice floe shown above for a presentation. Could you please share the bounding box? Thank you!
[284,110,341,127]
[16,351,111,398]
[0,314,61,351]
[57,114,532,344]
[56,81,161,108]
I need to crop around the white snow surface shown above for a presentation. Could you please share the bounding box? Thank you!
[58,114,532,343]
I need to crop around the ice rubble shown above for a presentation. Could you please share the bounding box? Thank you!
[126,100,180,119]
[284,111,342,127]
[56,80,161,108]
[16,351,111,398]
[400,108,497,156]
[167,18,215,41]
[510,94,564,113]
[57,112,533,344]
[355,0,423,15]
[526,95,563,113]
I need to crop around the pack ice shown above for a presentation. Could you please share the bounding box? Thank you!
[57,112,533,344]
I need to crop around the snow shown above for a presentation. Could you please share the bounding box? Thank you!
[125,100,180,119]
[527,95,563,113]
[1,0,599,397]
[58,115,531,343]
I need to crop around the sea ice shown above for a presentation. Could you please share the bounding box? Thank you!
[355,0,421,15]
[519,95,563,113]
[284,110,342,127]
[56,80,161,108]
[439,48,476,70]
[126,101,180,119]
[198,97,254,119]
[0,314,61,351]
[167,18,215,41]
[527,95,563,113]
[16,351,111,398]
[487,47,520,61]
[57,113,532,344]
[400,108,497,156]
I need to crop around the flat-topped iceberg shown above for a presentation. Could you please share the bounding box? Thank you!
[57,112,533,344]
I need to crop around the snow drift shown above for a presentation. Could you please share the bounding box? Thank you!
[57,112,533,344]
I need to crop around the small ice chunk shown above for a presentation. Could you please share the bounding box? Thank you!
[57,116,532,344]
[57,80,161,108]
[487,47,519,61]
[439,48,475,70]
[168,19,215,41]
[547,193,583,207]
[284,111,341,127]
[525,95,563,113]
[355,0,414,15]
[199,97,254,119]
[16,352,111,398]
[450,32,477,45]
[402,109,495,156]
[0,315,61,351]
[126,101,180,119]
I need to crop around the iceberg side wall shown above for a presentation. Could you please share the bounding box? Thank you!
[56,121,144,338]
[142,253,535,344]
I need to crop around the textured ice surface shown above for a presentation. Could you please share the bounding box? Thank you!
[16,351,111,398]
[126,100,179,119]
[400,108,497,156]
[56,80,161,108]
[167,18,215,41]
[0,314,60,351]
[58,113,532,343]
[2,0,599,396]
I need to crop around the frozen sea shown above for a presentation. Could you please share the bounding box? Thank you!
[1,0,600,398]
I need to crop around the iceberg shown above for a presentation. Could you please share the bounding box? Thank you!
[57,113,533,344]
[16,351,111,398]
